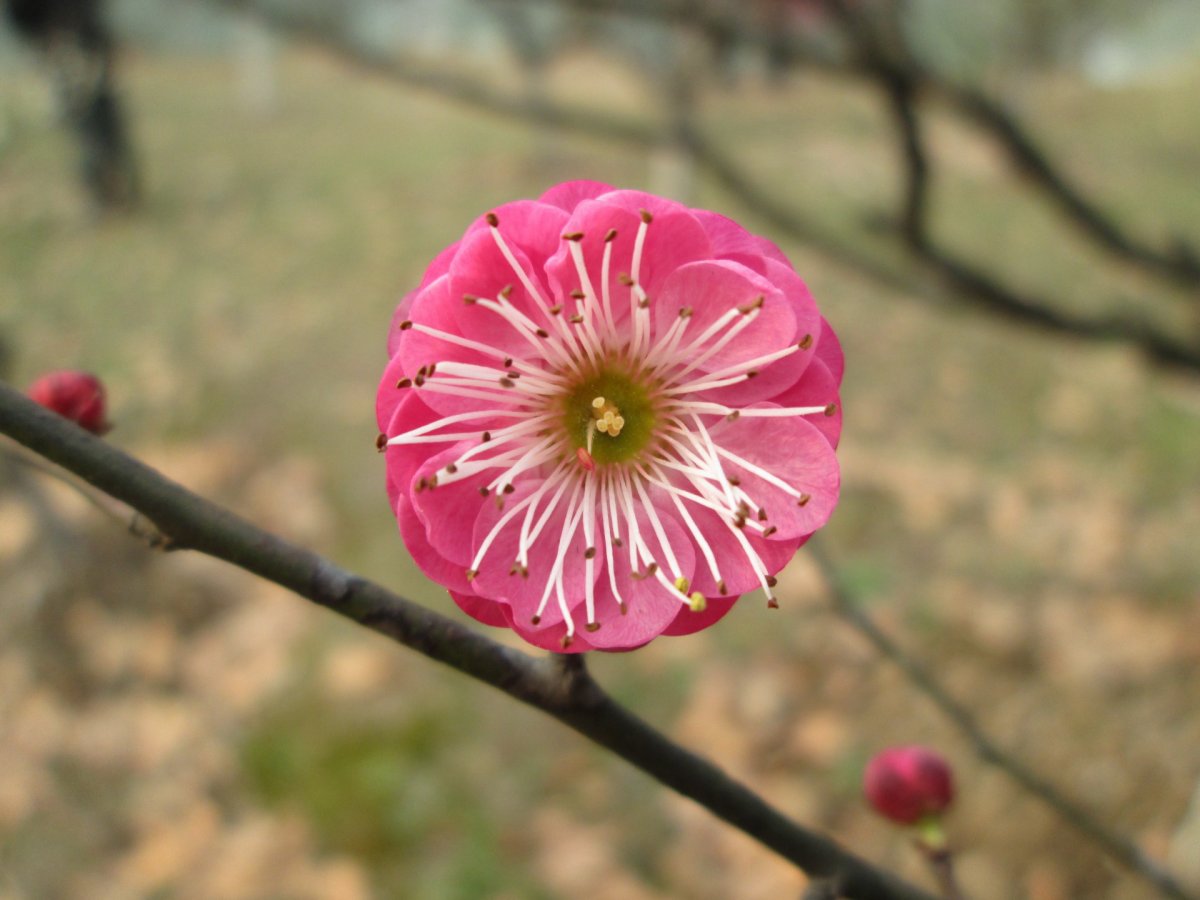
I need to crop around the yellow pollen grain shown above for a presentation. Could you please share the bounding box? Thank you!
[590,397,625,438]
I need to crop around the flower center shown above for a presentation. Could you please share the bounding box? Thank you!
[560,367,658,465]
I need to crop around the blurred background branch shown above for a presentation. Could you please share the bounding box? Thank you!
[201,0,1200,374]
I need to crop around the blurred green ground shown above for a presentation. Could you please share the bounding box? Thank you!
[1,43,1199,900]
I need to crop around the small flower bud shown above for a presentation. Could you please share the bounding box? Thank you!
[864,745,955,825]
[26,370,111,435]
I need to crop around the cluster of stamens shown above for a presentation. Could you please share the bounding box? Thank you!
[384,207,835,647]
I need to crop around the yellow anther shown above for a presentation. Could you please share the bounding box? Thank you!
[588,397,626,438]
[688,592,707,612]
[674,576,690,593]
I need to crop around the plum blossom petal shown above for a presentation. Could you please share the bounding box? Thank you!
[378,182,844,652]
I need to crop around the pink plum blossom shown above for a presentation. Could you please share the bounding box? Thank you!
[377,181,842,652]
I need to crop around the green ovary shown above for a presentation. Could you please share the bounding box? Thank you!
[560,367,659,464]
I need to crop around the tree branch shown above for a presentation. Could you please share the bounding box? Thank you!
[195,0,1200,378]
[503,0,1200,288]
[0,382,937,900]
[809,541,1197,900]
[932,78,1200,287]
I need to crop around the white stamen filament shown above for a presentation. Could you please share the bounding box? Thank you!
[673,402,830,418]
[582,471,598,627]
[647,311,752,383]
[598,235,619,335]
[386,408,526,445]
[667,343,802,395]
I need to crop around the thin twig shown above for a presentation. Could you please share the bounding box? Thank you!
[809,540,1197,900]
[1,441,173,547]
[0,383,938,900]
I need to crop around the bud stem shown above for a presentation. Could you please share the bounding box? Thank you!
[915,841,965,900]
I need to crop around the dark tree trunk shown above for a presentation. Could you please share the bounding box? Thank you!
[5,0,139,211]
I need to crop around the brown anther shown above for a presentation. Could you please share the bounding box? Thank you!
[618,601,628,615]
[415,477,428,492]
[767,597,779,609]
[727,474,741,486]
[375,433,388,452]
[396,377,412,389]
[797,493,811,506]
[639,208,653,224]
[562,231,584,242]
[612,537,624,548]
[462,294,478,305]
[638,297,650,309]
[465,568,478,580]
[560,634,574,648]
[478,486,490,496]
[763,525,778,537]
[535,328,550,338]
[427,363,437,376]
[398,319,414,330]
[757,507,768,521]
[678,306,693,318]
[570,289,586,299]
[733,516,746,529]
[485,212,499,227]
[645,562,658,576]
[766,575,778,587]
[427,475,438,489]
[506,371,520,379]
[482,431,492,442]
[745,370,759,379]
[414,374,426,387]
[502,483,515,494]
[586,622,602,632]
[725,410,740,421]
[499,284,514,299]
[717,580,728,595]
[499,377,516,388]
[618,273,634,286]
[445,463,458,474]
[604,228,618,242]
[549,304,562,315]
[824,403,838,417]
[738,295,765,314]
[530,614,541,625]
[799,333,814,350]
[584,547,597,559]
[503,357,514,368]
[568,314,584,324]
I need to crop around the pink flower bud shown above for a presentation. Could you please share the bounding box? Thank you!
[27,370,111,435]
[864,745,955,825]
